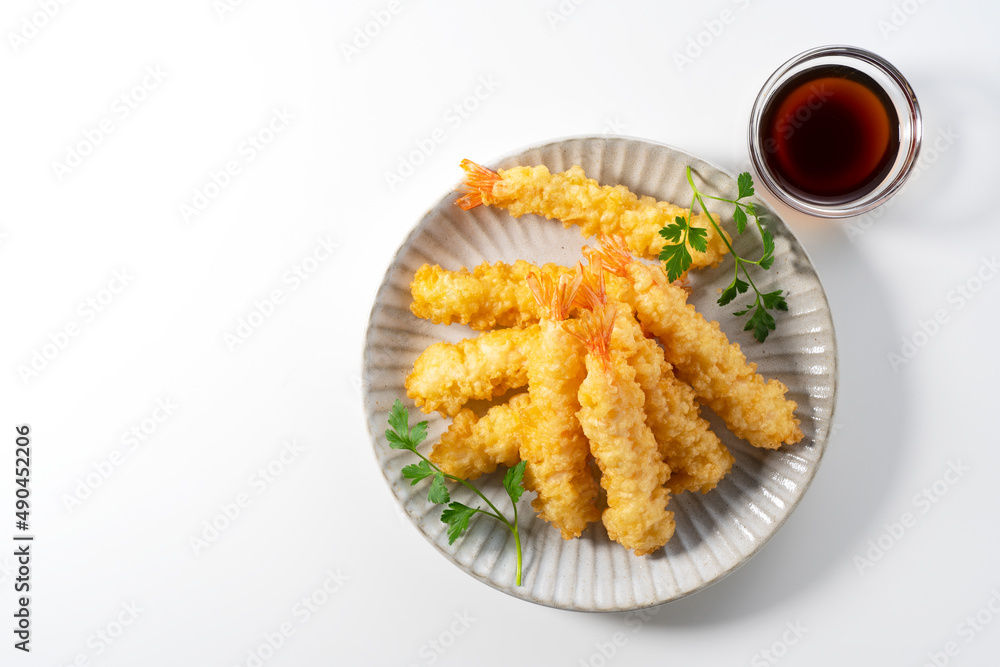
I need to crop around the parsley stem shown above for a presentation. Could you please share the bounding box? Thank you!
[512,501,522,585]
[413,450,514,531]
[686,168,738,260]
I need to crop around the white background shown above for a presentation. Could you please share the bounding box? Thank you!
[2,0,999,665]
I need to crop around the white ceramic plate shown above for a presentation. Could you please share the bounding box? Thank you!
[362,136,837,612]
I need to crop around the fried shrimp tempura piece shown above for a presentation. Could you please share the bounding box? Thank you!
[405,326,536,417]
[519,271,600,539]
[578,261,733,494]
[429,393,528,480]
[455,159,730,271]
[410,260,636,330]
[410,260,562,330]
[574,304,675,556]
[590,235,802,450]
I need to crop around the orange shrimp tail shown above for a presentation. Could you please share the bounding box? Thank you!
[572,304,618,362]
[527,269,582,322]
[585,234,633,276]
[574,258,607,312]
[455,159,501,210]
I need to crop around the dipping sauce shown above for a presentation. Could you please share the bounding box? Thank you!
[758,65,900,205]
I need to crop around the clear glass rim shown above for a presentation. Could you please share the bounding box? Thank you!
[748,44,922,218]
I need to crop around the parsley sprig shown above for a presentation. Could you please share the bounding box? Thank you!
[659,167,788,343]
[386,399,526,585]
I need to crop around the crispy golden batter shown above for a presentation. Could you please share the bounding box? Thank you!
[609,300,733,493]
[575,307,674,555]
[592,235,802,449]
[410,260,561,330]
[519,273,600,539]
[457,160,730,271]
[405,326,536,417]
[429,393,528,480]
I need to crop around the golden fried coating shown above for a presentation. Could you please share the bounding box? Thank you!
[410,260,559,330]
[405,326,536,417]
[519,273,600,539]
[577,261,733,493]
[610,301,733,494]
[429,393,528,480]
[592,235,802,450]
[575,307,675,556]
[457,160,730,271]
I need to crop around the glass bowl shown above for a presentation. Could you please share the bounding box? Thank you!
[748,45,921,218]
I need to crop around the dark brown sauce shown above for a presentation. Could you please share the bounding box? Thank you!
[760,65,900,204]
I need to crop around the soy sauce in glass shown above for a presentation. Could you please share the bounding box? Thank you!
[758,64,900,205]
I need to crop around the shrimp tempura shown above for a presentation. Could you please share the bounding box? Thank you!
[520,271,600,539]
[429,393,528,480]
[578,261,733,494]
[590,235,802,450]
[405,326,536,416]
[411,260,637,331]
[456,159,730,272]
[410,261,562,330]
[574,304,675,556]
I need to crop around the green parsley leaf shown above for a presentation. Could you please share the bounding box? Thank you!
[733,205,747,234]
[737,171,754,199]
[659,242,692,283]
[427,472,451,505]
[388,399,409,437]
[718,277,750,306]
[402,460,435,485]
[408,419,428,447]
[761,289,788,311]
[385,429,413,452]
[441,502,479,545]
[504,461,527,504]
[687,225,708,253]
[746,304,777,343]
[658,220,686,243]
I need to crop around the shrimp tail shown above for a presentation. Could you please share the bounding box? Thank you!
[585,234,633,276]
[526,269,582,322]
[571,302,617,366]
[455,159,501,210]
